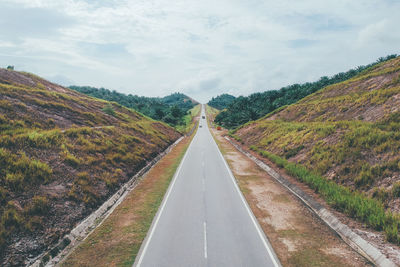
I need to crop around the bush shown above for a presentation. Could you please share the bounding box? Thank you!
[385,223,399,243]
[392,182,400,198]
[25,216,43,232]
[5,173,24,191]
[25,196,50,215]
[1,207,22,230]
[372,187,390,205]
[64,152,81,167]
[102,104,116,116]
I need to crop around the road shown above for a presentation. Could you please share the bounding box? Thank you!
[134,105,280,267]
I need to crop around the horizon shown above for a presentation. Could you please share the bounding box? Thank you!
[1,0,399,103]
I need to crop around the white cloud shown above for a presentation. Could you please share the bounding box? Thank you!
[0,0,399,102]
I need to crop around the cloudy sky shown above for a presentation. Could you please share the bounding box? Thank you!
[0,0,399,102]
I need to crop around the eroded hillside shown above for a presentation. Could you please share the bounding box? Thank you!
[234,56,400,243]
[0,69,181,265]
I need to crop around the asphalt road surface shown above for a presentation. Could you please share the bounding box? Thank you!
[134,105,280,267]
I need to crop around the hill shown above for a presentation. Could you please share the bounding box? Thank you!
[69,86,198,129]
[0,69,181,265]
[233,56,400,244]
[207,94,236,110]
[215,55,398,129]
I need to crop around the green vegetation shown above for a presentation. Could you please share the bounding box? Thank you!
[61,131,194,267]
[205,105,220,128]
[232,55,400,246]
[249,146,400,244]
[0,148,53,191]
[215,54,397,128]
[102,103,116,116]
[69,86,198,128]
[207,93,236,110]
[0,68,180,265]
[176,104,201,133]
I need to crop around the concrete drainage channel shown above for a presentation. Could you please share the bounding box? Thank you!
[30,136,184,267]
[225,136,396,267]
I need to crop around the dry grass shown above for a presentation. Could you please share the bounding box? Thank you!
[60,135,193,267]
[0,69,181,265]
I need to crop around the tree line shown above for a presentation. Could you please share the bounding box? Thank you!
[208,94,236,110]
[69,86,197,127]
[213,54,398,129]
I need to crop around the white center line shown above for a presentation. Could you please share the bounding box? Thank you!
[203,222,208,259]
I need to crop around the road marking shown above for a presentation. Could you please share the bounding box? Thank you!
[134,135,195,267]
[203,222,208,259]
[210,131,281,267]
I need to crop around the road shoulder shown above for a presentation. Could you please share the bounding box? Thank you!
[208,123,372,267]
[59,134,194,267]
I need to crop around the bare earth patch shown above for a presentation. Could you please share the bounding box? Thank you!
[211,126,371,267]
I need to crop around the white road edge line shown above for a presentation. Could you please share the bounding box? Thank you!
[134,134,195,267]
[204,222,208,259]
[210,128,281,267]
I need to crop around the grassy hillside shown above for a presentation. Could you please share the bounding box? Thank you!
[0,69,181,265]
[233,56,400,244]
[69,86,198,129]
[216,55,397,128]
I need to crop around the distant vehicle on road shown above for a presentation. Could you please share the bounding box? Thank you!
[199,125,202,128]
[202,116,205,119]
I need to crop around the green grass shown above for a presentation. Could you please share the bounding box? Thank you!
[248,145,400,244]
[241,119,400,189]
[176,104,201,133]
[229,56,400,247]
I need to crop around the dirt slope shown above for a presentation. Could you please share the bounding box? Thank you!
[0,69,181,266]
[235,57,400,213]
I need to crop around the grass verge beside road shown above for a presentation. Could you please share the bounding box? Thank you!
[176,104,201,133]
[246,145,400,245]
[60,134,194,267]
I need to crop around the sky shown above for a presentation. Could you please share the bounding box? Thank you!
[0,0,399,103]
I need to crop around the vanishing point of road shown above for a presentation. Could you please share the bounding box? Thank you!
[134,105,281,267]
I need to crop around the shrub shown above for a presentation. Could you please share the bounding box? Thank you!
[25,196,50,215]
[355,165,374,187]
[25,216,43,232]
[1,207,22,230]
[372,187,390,205]
[283,145,304,159]
[77,172,89,181]
[102,104,115,116]
[104,168,123,189]
[5,172,24,191]
[64,152,81,167]
[27,159,53,184]
[392,182,400,198]
[385,223,399,244]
